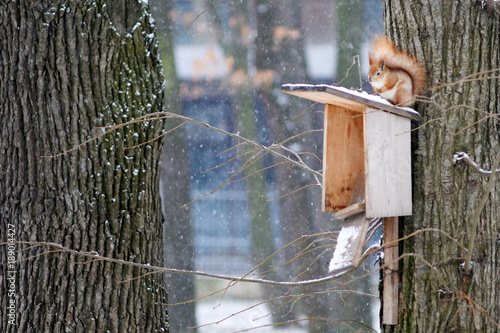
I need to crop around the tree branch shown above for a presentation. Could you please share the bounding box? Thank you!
[462,152,500,272]
[6,239,365,287]
[43,111,323,180]
[453,151,500,175]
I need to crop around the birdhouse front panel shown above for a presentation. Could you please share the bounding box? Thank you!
[364,108,412,218]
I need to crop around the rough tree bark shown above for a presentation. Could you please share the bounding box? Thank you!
[0,1,168,332]
[382,1,500,332]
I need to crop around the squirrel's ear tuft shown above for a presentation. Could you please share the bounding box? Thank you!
[369,52,375,65]
[380,61,385,71]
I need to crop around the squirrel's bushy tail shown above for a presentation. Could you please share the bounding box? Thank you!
[369,35,427,96]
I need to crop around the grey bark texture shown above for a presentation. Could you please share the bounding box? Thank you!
[0,1,168,332]
[382,1,500,332]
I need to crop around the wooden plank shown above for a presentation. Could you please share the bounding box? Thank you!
[322,105,365,212]
[383,217,399,325]
[284,88,366,113]
[364,108,412,218]
[328,213,370,273]
[281,84,420,121]
[334,202,365,220]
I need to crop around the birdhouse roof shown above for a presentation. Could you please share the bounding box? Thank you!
[281,84,420,121]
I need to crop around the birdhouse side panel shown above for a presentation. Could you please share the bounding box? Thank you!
[322,105,365,212]
[364,109,412,218]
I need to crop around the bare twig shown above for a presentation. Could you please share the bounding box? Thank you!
[43,111,323,180]
[453,151,500,176]
[191,290,378,332]
[285,102,319,124]
[3,237,361,287]
[177,0,225,35]
[430,68,500,90]
[2,227,466,289]
[202,148,259,175]
[229,161,289,183]
[276,142,322,186]
[232,317,377,333]
[123,120,187,150]
[267,183,320,201]
[462,152,500,272]
[365,218,382,243]
[337,55,362,90]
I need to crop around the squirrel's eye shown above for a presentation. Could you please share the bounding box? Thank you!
[376,72,381,76]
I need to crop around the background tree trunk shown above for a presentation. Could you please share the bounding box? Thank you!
[253,2,347,331]
[0,1,168,332]
[382,1,500,332]
[152,0,198,330]
[335,0,363,89]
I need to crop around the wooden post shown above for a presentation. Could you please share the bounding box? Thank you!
[383,216,399,325]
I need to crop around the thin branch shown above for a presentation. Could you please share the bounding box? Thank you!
[430,68,500,90]
[41,114,173,158]
[285,102,319,124]
[47,112,322,178]
[216,141,248,158]
[267,183,320,201]
[233,317,377,333]
[176,0,225,35]
[192,289,378,331]
[453,151,500,175]
[183,127,323,207]
[274,141,322,185]
[229,161,289,183]
[202,148,259,175]
[40,126,119,158]
[338,227,470,289]
[293,247,333,280]
[2,236,355,287]
[3,227,466,289]
[337,55,362,90]
[296,151,322,163]
[463,152,500,272]
[123,120,188,150]
[180,148,268,209]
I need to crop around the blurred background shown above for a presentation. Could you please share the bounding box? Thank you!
[150,1,384,332]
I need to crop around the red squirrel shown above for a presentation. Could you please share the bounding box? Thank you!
[368,35,427,107]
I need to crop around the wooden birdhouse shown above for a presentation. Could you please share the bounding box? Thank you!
[282,84,418,218]
[281,83,420,326]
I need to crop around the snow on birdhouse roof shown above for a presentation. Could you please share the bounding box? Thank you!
[281,84,420,121]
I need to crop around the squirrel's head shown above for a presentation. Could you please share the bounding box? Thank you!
[368,60,386,89]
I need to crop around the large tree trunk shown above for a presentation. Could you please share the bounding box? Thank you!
[0,1,168,332]
[382,1,500,332]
